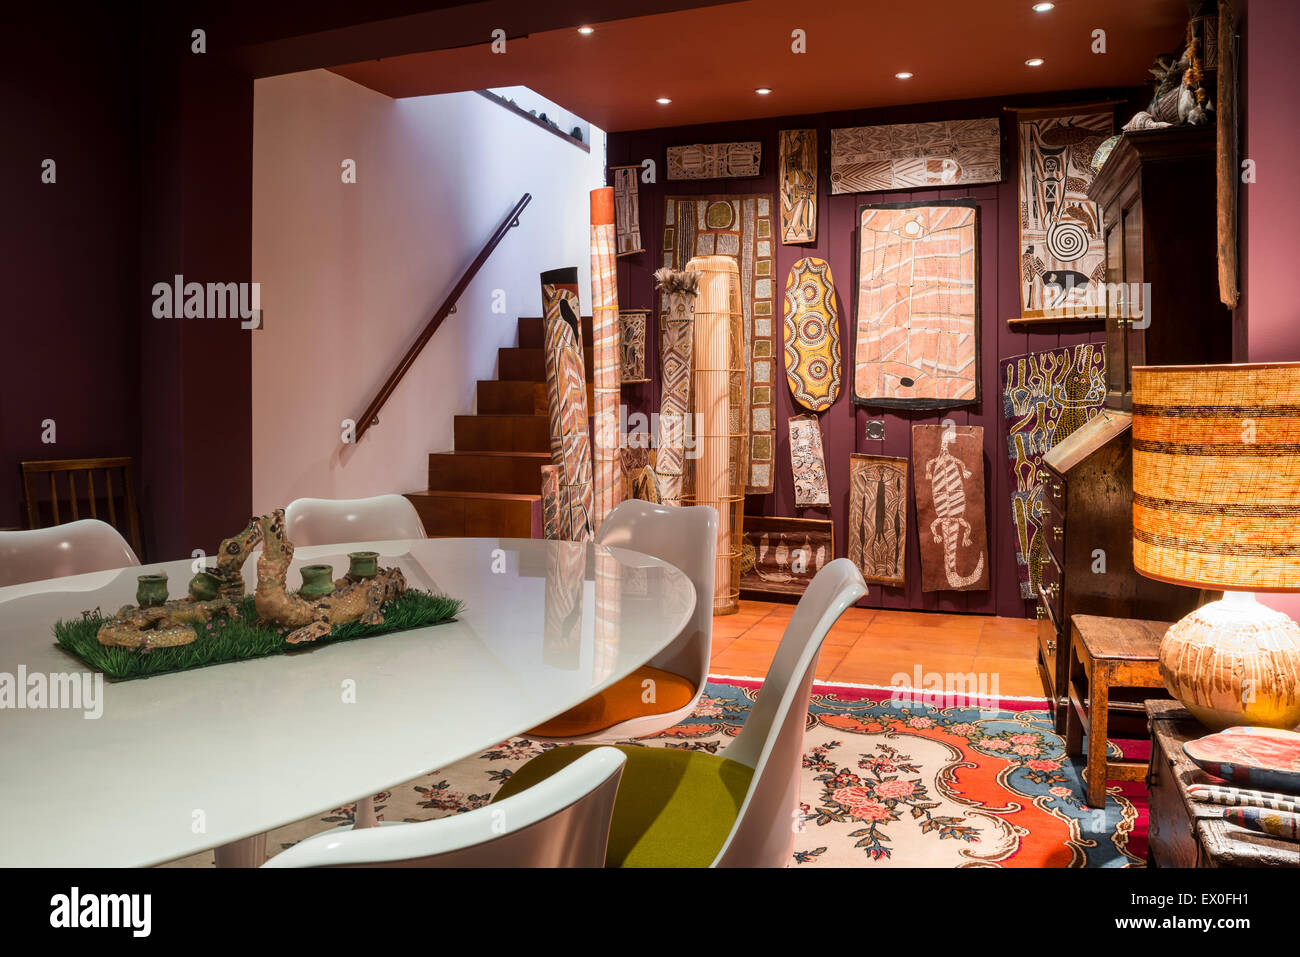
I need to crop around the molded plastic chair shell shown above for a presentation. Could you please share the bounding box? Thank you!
[262,747,626,868]
[711,557,867,867]
[531,499,717,743]
[0,519,140,588]
[284,494,427,547]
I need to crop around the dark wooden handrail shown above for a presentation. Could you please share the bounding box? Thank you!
[352,192,533,443]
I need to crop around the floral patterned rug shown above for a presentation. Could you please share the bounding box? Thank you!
[165,676,1147,868]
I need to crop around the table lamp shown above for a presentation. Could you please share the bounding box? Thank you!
[1131,362,1300,730]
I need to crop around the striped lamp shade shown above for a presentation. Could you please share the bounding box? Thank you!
[1131,362,1300,591]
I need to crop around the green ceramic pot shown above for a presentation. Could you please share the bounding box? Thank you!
[347,551,380,580]
[299,564,336,598]
[136,573,169,608]
[188,571,223,601]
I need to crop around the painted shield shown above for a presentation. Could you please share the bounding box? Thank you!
[782,257,842,412]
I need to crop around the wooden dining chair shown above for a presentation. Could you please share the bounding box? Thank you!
[262,747,626,868]
[20,457,143,559]
[526,499,717,741]
[494,558,868,867]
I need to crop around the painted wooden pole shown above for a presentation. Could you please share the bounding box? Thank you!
[590,188,623,533]
[540,268,593,542]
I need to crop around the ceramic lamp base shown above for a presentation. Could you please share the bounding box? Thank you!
[1159,592,1300,731]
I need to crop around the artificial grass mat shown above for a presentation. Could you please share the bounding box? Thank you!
[54,589,463,681]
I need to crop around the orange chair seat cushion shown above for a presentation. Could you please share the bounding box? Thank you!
[527,665,697,737]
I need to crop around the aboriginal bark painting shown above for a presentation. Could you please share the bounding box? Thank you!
[652,267,698,507]
[740,515,833,597]
[854,200,979,409]
[540,464,563,541]
[667,141,762,180]
[912,425,989,592]
[610,165,644,256]
[848,454,908,588]
[541,267,594,542]
[1016,109,1112,320]
[784,257,843,412]
[789,414,830,507]
[1000,344,1107,599]
[663,194,775,493]
[589,188,623,533]
[779,129,818,244]
[620,445,661,504]
[618,309,649,383]
[830,118,1001,194]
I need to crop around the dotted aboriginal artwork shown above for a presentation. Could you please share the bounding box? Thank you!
[783,257,842,413]
[663,194,776,493]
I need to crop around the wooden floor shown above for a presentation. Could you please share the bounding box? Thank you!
[711,599,1046,698]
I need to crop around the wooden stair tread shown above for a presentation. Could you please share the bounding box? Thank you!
[408,489,540,502]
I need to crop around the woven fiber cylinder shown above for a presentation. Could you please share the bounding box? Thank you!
[652,268,699,508]
[589,188,623,533]
[683,255,749,615]
[1131,362,1300,591]
[540,268,593,542]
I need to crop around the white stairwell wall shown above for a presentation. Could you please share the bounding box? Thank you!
[251,69,607,513]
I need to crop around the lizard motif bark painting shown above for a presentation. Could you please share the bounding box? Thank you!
[913,424,989,592]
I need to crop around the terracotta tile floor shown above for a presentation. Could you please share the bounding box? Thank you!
[711,599,1045,698]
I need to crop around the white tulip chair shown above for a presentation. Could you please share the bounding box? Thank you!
[284,494,426,547]
[527,499,716,742]
[495,558,867,867]
[263,747,626,868]
[0,519,139,588]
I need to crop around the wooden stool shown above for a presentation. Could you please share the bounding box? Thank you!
[1065,615,1172,807]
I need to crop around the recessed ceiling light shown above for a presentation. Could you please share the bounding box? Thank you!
[577,25,594,35]
[1025,57,1045,67]
[656,97,672,105]
[895,71,913,79]
[1032,2,1055,11]
[755,87,772,95]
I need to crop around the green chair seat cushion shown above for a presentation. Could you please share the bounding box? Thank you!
[491,744,754,868]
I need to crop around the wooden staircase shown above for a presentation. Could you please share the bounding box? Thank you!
[405,315,593,538]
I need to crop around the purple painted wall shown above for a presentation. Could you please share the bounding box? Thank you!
[609,88,1144,618]
[1,7,142,538]
[1239,0,1300,623]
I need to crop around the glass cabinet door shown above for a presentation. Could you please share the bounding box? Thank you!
[1103,212,1126,409]
[1122,201,1145,404]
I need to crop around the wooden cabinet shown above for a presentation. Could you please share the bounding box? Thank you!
[1088,125,1232,411]
[1035,411,1202,730]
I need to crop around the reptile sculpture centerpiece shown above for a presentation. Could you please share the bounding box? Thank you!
[96,509,408,649]
[255,508,407,644]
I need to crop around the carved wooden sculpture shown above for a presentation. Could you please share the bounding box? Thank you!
[541,267,594,542]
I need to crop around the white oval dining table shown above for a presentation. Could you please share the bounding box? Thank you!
[0,537,695,867]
